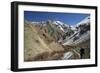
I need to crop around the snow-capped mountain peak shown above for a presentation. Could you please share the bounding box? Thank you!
[76,16,90,27]
[53,21,69,27]
[54,21,64,25]
[52,20,71,32]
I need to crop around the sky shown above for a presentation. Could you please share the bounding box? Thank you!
[24,11,90,25]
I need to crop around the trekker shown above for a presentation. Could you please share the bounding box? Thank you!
[80,48,85,59]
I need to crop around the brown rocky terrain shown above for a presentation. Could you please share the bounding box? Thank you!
[24,23,66,61]
[24,16,90,61]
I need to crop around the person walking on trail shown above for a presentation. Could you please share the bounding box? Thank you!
[80,48,85,59]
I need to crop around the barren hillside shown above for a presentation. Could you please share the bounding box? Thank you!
[24,23,66,61]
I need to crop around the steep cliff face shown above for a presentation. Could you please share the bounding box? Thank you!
[24,23,65,61]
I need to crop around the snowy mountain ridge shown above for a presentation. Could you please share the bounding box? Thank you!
[26,20,72,33]
[76,16,90,27]
[62,16,90,46]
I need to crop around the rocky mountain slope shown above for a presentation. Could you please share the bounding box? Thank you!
[24,22,66,61]
[62,16,90,47]
[24,16,90,61]
[62,16,90,59]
